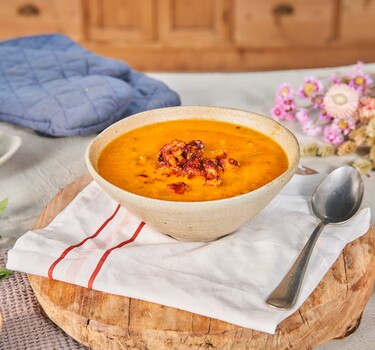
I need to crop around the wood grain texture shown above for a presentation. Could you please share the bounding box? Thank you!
[28,175,375,350]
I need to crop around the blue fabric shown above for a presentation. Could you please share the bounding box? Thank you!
[0,34,180,136]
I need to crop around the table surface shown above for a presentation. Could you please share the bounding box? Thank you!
[1,63,375,349]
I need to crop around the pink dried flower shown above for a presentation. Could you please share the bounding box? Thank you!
[359,96,375,111]
[348,75,373,94]
[347,61,373,94]
[332,117,356,136]
[272,82,297,120]
[271,105,286,120]
[355,61,365,72]
[302,121,323,136]
[311,94,325,109]
[323,124,345,146]
[355,96,375,123]
[319,109,334,121]
[281,98,295,112]
[330,74,342,85]
[298,76,324,99]
[284,112,296,121]
[276,83,294,99]
[323,84,359,119]
[295,109,311,123]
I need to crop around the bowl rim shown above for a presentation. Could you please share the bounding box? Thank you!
[0,131,22,166]
[85,105,300,208]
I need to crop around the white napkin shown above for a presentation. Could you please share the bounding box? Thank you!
[7,174,371,334]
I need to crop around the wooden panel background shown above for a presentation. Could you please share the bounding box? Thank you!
[87,0,156,43]
[0,0,82,41]
[1,0,375,71]
[339,0,375,44]
[234,0,336,47]
[158,0,231,47]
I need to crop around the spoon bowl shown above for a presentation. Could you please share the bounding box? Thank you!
[312,166,364,223]
[266,166,364,309]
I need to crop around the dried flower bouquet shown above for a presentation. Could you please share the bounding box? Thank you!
[271,62,375,174]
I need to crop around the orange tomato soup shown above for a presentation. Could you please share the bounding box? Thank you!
[98,119,289,201]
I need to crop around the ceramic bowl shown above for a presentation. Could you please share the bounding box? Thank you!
[0,130,22,166]
[86,106,300,242]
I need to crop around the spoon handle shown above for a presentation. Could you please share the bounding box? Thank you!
[266,221,326,309]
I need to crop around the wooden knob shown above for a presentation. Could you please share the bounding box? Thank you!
[18,3,40,16]
[273,3,294,16]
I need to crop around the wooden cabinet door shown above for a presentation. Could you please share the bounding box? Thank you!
[339,0,375,44]
[158,0,231,47]
[87,0,156,43]
[234,0,336,48]
[0,0,82,41]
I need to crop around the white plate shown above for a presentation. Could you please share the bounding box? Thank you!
[0,130,22,166]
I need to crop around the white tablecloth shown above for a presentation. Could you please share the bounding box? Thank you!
[1,64,375,349]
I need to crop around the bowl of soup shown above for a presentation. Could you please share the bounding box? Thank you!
[86,106,300,241]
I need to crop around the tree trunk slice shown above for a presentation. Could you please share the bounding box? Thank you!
[28,174,375,350]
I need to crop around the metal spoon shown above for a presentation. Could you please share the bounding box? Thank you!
[266,166,364,310]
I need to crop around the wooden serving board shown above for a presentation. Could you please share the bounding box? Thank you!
[28,175,375,350]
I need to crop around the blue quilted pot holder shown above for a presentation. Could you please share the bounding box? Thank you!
[0,34,181,136]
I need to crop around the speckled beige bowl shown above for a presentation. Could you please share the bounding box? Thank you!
[86,106,300,242]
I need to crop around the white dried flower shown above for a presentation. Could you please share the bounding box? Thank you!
[324,84,359,119]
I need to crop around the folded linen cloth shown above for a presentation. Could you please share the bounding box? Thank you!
[0,34,180,136]
[7,173,371,334]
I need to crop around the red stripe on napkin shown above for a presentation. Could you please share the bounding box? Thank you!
[87,221,145,289]
[48,204,121,279]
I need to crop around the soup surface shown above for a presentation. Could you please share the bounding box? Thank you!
[98,119,289,201]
